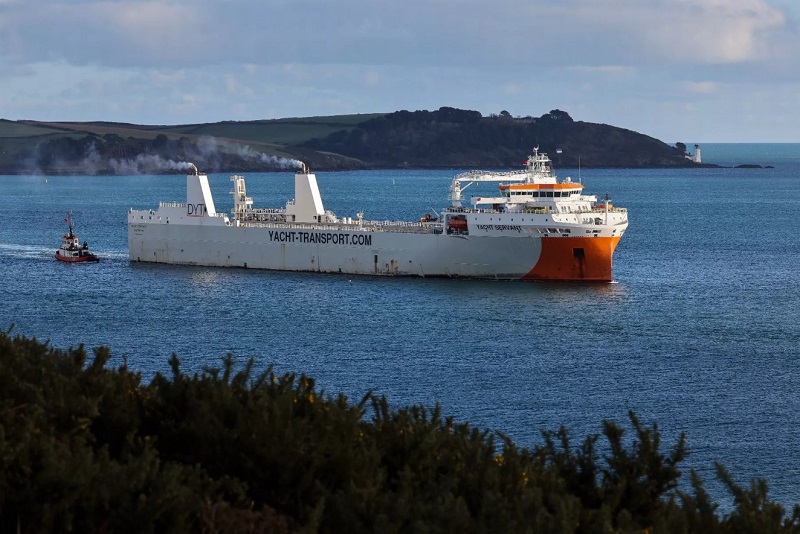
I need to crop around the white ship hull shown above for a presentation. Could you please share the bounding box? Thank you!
[129,222,543,278]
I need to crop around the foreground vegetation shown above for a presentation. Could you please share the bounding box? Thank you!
[1,330,798,533]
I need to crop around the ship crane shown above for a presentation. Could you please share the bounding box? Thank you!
[449,171,522,207]
[449,147,556,207]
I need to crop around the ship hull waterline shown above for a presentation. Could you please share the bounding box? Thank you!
[128,224,620,282]
[55,252,100,263]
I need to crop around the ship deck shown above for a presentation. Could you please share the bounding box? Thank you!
[238,219,442,235]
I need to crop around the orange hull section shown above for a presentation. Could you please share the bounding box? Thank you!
[524,236,621,281]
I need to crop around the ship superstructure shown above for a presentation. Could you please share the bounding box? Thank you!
[128,151,628,281]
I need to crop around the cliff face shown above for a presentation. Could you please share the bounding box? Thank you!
[0,109,696,175]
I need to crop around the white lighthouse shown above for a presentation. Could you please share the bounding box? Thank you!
[693,144,702,164]
[685,144,702,163]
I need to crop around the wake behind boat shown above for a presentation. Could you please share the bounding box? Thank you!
[55,212,99,263]
[128,149,628,281]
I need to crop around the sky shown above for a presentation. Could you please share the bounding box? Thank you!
[1,0,799,143]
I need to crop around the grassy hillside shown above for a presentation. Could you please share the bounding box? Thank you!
[0,119,76,137]
[174,114,386,145]
[0,109,697,175]
[16,113,384,145]
[0,114,381,174]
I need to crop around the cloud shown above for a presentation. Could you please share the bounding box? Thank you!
[681,80,721,94]
[225,74,254,98]
[148,69,188,87]
[635,0,787,64]
[362,71,382,87]
[564,65,633,75]
[1,0,799,140]
[0,0,791,70]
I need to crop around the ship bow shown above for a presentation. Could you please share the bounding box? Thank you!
[525,236,621,281]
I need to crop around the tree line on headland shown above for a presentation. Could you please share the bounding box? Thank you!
[1,329,798,533]
[301,108,698,169]
[0,108,705,175]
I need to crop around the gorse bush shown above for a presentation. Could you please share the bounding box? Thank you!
[1,329,799,533]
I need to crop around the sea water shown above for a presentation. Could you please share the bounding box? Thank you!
[1,143,799,509]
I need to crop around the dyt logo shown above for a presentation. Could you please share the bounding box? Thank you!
[187,203,205,216]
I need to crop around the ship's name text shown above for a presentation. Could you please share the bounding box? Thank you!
[268,231,372,246]
[475,224,522,233]
[187,203,206,216]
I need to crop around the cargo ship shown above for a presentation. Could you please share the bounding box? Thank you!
[128,149,628,281]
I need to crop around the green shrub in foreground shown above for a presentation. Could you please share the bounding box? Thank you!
[1,329,799,533]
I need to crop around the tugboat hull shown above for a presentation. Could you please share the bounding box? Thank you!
[55,251,99,263]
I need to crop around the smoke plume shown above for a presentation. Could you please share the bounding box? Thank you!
[196,136,303,170]
[108,155,195,175]
[20,136,304,175]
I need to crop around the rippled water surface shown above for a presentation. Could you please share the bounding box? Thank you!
[2,143,799,508]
